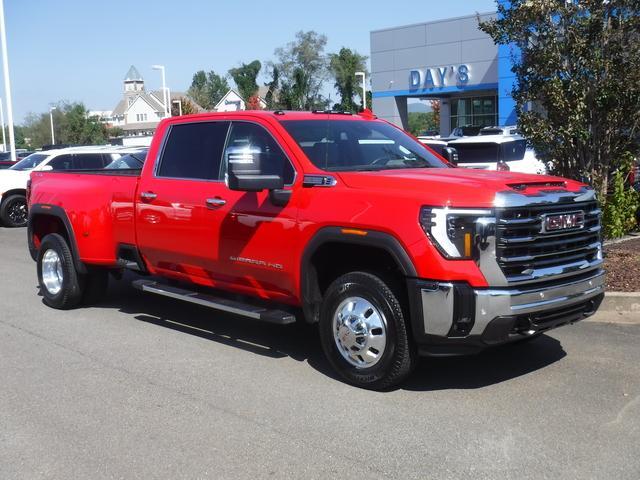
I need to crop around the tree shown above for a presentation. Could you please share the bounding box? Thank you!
[229,60,261,102]
[407,112,438,136]
[187,70,209,108]
[246,94,262,110]
[264,66,279,110]
[328,48,368,112]
[479,0,640,195]
[271,31,328,110]
[207,71,231,108]
[20,102,108,148]
[107,126,124,138]
[170,97,198,116]
[429,100,440,128]
[187,70,230,110]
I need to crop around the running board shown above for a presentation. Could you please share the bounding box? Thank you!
[132,280,296,325]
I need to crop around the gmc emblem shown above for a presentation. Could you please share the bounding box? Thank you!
[542,211,585,233]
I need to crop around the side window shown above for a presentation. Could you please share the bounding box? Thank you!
[47,154,73,171]
[158,121,230,180]
[73,153,107,170]
[223,122,295,184]
[502,140,526,162]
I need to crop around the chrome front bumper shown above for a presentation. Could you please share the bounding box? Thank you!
[414,269,605,352]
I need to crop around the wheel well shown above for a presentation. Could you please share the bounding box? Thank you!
[0,188,26,204]
[30,214,69,252]
[303,241,409,324]
[312,242,405,294]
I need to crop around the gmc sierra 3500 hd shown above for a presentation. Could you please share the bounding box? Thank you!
[27,110,604,389]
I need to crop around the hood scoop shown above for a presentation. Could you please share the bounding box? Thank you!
[507,181,566,192]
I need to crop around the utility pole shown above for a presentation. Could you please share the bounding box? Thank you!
[0,0,16,161]
[152,65,169,117]
[49,106,56,145]
[0,97,6,151]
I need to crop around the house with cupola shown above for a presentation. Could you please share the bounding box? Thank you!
[110,65,203,137]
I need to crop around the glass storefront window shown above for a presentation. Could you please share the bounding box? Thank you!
[450,96,498,132]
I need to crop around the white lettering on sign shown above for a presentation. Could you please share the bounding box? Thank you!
[409,65,470,89]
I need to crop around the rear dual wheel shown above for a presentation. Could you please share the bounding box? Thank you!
[37,233,108,309]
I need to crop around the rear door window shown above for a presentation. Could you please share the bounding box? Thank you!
[47,154,74,170]
[158,121,230,180]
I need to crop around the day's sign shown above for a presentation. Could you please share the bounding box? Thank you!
[409,65,470,89]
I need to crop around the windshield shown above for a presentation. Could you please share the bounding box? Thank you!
[9,153,49,171]
[280,119,447,171]
[104,151,147,169]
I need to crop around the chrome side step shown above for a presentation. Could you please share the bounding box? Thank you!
[132,280,296,325]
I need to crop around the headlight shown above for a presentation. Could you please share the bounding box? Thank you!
[420,207,493,259]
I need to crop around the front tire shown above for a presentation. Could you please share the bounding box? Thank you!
[319,272,415,390]
[0,194,28,227]
[37,233,84,309]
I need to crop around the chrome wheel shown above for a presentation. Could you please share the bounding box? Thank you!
[333,296,388,368]
[42,249,64,295]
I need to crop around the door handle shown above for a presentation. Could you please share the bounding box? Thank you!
[140,191,157,202]
[206,197,226,208]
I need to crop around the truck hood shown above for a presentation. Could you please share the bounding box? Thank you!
[336,168,585,208]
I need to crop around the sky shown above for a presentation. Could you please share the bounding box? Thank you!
[2,0,496,123]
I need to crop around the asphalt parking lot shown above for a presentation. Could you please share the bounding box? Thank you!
[1,227,639,480]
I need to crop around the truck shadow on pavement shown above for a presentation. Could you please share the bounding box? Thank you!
[92,274,568,392]
[403,336,566,391]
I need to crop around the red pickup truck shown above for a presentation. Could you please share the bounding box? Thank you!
[27,111,604,389]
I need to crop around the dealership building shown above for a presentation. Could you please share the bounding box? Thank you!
[370,11,517,136]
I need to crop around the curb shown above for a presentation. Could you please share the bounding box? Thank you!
[599,291,640,313]
[603,232,640,246]
[585,292,640,325]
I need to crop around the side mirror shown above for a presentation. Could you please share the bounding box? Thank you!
[225,145,284,192]
[442,147,458,165]
[40,165,53,171]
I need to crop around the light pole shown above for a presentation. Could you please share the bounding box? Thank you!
[355,71,367,111]
[151,65,169,117]
[49,106,56,145]
[172,99,182,116]
[0,97,6,152]
[0,0,16,162]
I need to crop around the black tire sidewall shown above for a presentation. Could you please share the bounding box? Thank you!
[37,233,83,309]
[319,272,411,389]
[1,194,27,228]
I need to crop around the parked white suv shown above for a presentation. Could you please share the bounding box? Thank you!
[447,126,546,174]
[0,146,146,227]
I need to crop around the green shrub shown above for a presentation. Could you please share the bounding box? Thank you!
[602,157,639,239]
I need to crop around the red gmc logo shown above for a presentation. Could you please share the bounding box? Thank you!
[542,211,585,233]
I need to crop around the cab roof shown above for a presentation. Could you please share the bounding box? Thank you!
[168,109,379,123]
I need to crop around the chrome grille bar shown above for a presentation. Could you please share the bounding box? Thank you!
[495,199,602,284]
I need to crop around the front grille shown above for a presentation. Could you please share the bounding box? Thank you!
[495,200,601,283]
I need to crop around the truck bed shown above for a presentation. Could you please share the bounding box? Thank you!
[29,170,141,264]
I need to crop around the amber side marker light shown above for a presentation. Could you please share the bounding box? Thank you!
[464,232,472,258]
[341,228,368,236]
